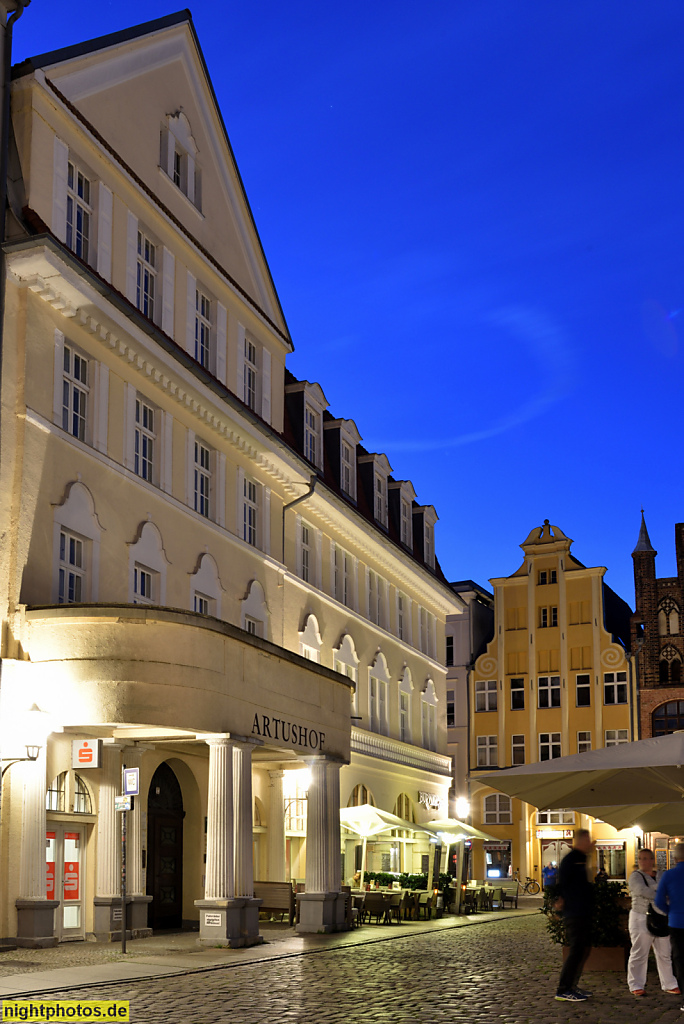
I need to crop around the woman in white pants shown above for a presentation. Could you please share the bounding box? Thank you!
[627,848,679,997]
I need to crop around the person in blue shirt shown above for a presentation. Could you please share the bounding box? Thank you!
[655,842,684,1009]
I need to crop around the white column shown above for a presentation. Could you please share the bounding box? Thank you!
[18,750,48,899]
[205,736,234,900]
[304,758,328,894]
[326,761,342,893]
[96,743,122,897]
[233,741,254,898]
[267,770,286,883]
[122,746,144,896]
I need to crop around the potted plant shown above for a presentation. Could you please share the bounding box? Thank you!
[541,880,630,971]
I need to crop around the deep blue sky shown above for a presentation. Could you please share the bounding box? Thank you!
[16,2,684,605]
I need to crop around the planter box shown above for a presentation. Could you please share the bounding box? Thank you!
[562,944,626,972]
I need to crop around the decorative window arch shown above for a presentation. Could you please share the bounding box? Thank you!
[347,783,375,807]
[421,678,439,752]
[190,552,223,617]
[46,770,93,814]
[52,481,103,603]
[394,792,415,823]
[399,666,413,744]
[659,597,680,636]
[334,633,359,713]
[660,644,682,685]
[241,579,269,638]
[128,521,169,604]
[653,699,684,736]
[369,651,391,736]
[299,613,322,663]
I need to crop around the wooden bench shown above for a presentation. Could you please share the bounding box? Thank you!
[500,882,518,909]
[253,880,295,925]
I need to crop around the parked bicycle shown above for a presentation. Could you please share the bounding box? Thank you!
[515,873,541,895]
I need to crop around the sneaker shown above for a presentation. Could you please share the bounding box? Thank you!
[575,988,592,998]
[555,991,588,1002]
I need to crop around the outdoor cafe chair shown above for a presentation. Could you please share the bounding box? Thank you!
[388,891,403,924]
[362,892,389,925]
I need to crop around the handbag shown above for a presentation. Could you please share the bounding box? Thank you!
[647,903,669,937]
[639,872,669,937]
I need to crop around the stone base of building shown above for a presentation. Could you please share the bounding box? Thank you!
[92,895,152,942]
[296,892,347,934]
[15,899,60,948]
[194,898,263,948]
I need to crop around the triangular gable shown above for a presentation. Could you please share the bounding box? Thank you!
[16,11,291,346]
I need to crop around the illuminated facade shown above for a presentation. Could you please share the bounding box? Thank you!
[0,12,458,946]
[468,521,637,883]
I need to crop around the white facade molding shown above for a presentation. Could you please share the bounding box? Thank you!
[350,727,452,778]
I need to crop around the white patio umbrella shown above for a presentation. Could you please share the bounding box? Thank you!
[340,804,437,888]
[575,803,684,836]
[424,818,498,842]
[477,732,684,815]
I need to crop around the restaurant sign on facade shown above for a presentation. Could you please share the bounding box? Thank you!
[251,713,325,751]
[418,791,442,811]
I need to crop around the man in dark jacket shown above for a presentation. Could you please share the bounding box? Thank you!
[555,829,595,1002]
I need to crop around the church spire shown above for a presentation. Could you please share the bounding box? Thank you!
[632,510,656,556]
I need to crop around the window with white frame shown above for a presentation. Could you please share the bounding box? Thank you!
[512,734,525,765]
[136,230,156,320]
[134,397,156,483]
[58,529,85,604]
[399,668,413,743]
[334,634,359,715]
[369,675,388,735]
[160,111,201,209]
[241,579,268,638]
[424,522,434,569]
[578,730,592,753]
[244,338,257,410]
[484,793,511,824]
[375,473,387,524]
[304,404,319,465]
[341,441,354,497]
[539,732,561,761]
[446,689,455,728]
[576,673,591,707]
[243,477,258,547]
[538,675,561,709]
[604,671,627,705]
[421,680,438,751]
[53,482,101,605]
[195,289,211,369]
[419,607,435,655]
[367,570,385,627]
[299,613,322,663]
[194,440,211,518]
[62,344,88,442]
[193,592,211,615]
[475,679,497,712]
[511,677,525,710]
[333,544,353,608]
[66,161,91,262]
[400,499,412,547]
[397,593,407,641]
[300,521,312,583]
[536,809,574,825]
[133,563,156,604]
[477,735,497,767]
[605,729,629,747]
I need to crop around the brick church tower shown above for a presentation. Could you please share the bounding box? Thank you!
[631,513,684,736]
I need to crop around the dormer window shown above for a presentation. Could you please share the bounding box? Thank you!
[388,480,416,549]
[324,418,361,501]
[285,379,328,471]
[414,504,438,570]
[424,521,433,568]
[341,441,353,495]
[401,500,411,546]
[160,111,201,210]
[375,473,386,523]
[304,404,320,465]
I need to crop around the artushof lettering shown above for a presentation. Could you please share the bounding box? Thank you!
[252,714,325,751]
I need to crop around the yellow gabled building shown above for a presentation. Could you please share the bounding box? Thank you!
[469,521,638,885]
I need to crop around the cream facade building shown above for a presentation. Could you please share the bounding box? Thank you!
[468,522,638,884]
[0,12,459,947]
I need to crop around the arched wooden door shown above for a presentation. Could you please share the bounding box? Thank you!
[146,762,184,930]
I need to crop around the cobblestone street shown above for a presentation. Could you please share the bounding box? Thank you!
[13,914,684,1024]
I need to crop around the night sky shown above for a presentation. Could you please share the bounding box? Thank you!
[16,1,684,606]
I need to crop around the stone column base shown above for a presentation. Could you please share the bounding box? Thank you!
[296,892,348,934]
[194,898,263,948]
[91,896,153,942]
[15,899,60,948]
